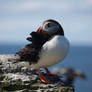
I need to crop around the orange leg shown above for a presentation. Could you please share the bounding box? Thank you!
[37,69,50,84]
[45,67,60,78]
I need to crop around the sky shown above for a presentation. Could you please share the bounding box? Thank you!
[0,0,92,46]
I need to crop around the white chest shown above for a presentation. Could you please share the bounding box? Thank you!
[33,36,70,68]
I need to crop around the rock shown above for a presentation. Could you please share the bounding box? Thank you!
[0,55,74,92]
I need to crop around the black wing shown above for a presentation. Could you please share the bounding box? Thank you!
[17,32,51,64]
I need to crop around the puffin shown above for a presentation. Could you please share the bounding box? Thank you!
[17,19,70,83]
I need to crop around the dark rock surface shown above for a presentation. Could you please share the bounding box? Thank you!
[0,55,74,92]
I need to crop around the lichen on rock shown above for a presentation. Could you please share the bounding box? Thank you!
[0,55,74,92]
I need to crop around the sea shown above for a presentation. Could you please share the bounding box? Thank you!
[0,44,92,92]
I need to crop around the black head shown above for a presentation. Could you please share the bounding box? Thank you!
[40,19,64,36]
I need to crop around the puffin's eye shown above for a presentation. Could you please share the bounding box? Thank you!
[47,23,52,27]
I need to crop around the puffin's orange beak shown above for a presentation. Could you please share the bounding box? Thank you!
[36,26,41,32]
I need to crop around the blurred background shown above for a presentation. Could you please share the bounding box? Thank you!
[0,0,92,92]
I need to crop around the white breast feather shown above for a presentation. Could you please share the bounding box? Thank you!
[32,35,70,68]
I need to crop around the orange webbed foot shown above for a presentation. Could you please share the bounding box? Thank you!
[37,69,50,84]
[45,67,60,78]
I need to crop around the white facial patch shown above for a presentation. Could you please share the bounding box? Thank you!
[42,22,60,34]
